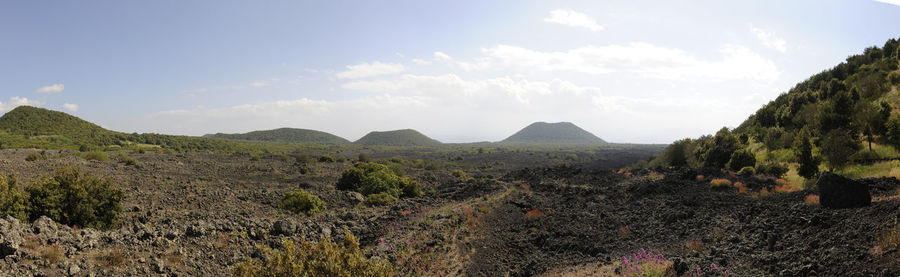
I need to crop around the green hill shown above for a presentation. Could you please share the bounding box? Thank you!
[501,122,606,145]
[354,129,442,147]
[204,128,350,144]
[0,106,232,151]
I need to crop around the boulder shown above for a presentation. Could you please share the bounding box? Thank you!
[817,172,871,209]
[271,220,295,236]
[0,216,25,258]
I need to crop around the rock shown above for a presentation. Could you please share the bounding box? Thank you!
[346,191,365,204]
[271,220,295,236]
[68,264,81,276]
[186,221,210,237]
[0,216,25,258]
[33,216,58,236]
[817,172,871,209]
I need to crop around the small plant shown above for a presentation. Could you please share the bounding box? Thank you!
[873,225,900,256]
[118,152,137,166]
[804,194,820,206]
[232,231,393,277]
[84,151,110,162]
[774,179,801,193]
[732,182,747,194]
[709,178,732,189]
[40,244,63,264]
[648,171,664,181]
[758,187,771,197]
[620,248,673,277]
[94,247,128,269]
[250,153,261,161]
[695,175,705,181]
[358,153,371,162]
[524,209,544,220]
[619,226,632,239]
[451,169,469,181]
[280,189,325,216]
[318,155,335,163]
[25,152,44,162]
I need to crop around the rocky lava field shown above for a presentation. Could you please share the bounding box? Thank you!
[0,146,898,276]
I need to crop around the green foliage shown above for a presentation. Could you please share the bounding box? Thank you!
[364,192,397,206]
[24,166,123,230]
[889,71,900,85]
[337,163,421,199]
[318,155,335,163]
[354,129,442,147]
[0,174,28,221]
[451,169,469,181]
[25,152,45,162]
[697,128,741,169]
[820,128,861,170]
[280,189,325,216]
[250,153,261,161]
[887,114,900,148]
[117,152,137,166]
[795,131,820,179]
[726,149,756,171]
[738,166,756,176]
[205,127,350,145]
[756,162,788,178]
[232,231,394,277]
[358,153,371,162]
[83,151,109,162]
[294,153,313,164]
[663,139,690,167]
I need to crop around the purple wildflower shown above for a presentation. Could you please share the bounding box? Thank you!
[711,263,719,271]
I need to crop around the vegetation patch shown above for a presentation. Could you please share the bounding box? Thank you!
[280,189,325,216]
[84,151,109,162]
[337,162,422,200]
[232,231,394,277]
[24,166,124,229]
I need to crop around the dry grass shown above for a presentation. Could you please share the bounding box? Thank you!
[804,194,820,206]
[733,182,747,194]
[94,247,128,269]
[709,178,732,188]
[685,239,705,252]
[40,244,63,265]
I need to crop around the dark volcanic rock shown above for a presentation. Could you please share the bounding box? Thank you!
[817,172,871,209]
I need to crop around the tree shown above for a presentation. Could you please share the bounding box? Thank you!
[697,127,741,169]
[819,90,854,135]
[794,130,819,179]
[819,128,860,171]
[726,149,756,171]
[854,101,891,151]
[887,114,900,148]
[663,139,689,167]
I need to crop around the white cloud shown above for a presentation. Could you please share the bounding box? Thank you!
[750,26,787,53]
[0,96,45,112]
[35,84,65,94]
[62,103,79,112]
[336,61,407,79]
[543,9,605,31]
[476,43,780,81]
[874,0,900,6]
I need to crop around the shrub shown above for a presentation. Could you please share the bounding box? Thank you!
[232,231,394,277]
[756,162,788,178]
[83,151,109,162]
[118,153,137,166]
[733,182,748,194]
[620,248,673,276]
[875,225,900,254]
[0,174,28,221]
[804,194,820,206]
[358,153,371,162]
[737,166,756,176]
[364,192,397,206]
[294,153,313,164]
[250,153,261,161]
[280,189,325,216]
[451,169,469,181]
[318,155,335,163]
[25,166,123,230]
[726,149,756,171]
[709,178,732,189]
[524,209,544,220]
[25,153,44,162]
[337,163,420,199]
[889,71,900,85]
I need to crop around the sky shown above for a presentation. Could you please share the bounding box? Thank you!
[2,0,900,144]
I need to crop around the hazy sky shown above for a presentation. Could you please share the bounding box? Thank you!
[2,0,900,143]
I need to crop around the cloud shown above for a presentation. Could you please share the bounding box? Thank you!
[0,96,45,112]
[543,9,605,31]
[62,103,79,112]
[35,84,65,94]
[750,26,787,53]
[476,43,780,81]
[336,62,407,79]
[873,0,900,6]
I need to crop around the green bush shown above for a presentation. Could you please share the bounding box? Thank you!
[726,149,756,171]
[738,166,756,176]
[280,189,325,216]
[451,169,469,181]
[25,166,123,230]
[250,153,261,161]
[0,174,28,221]
[756,162,788,178]
[400,178,423,198]
[294,153,313,164]
[364,192,397,206]
[358,153,371,162]
[25,152,44,162]
[83,151,109,162]
[232,231,393,277]
[889,71,900,85]
[318,155,335,163]
[117,153,137,166]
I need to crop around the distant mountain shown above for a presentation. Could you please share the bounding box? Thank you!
[501,122,606,144]
[204,128,350,144]
[0,106,116,142]
[354,129,442,146]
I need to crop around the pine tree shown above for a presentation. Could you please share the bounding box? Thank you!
[795,131,819,179]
